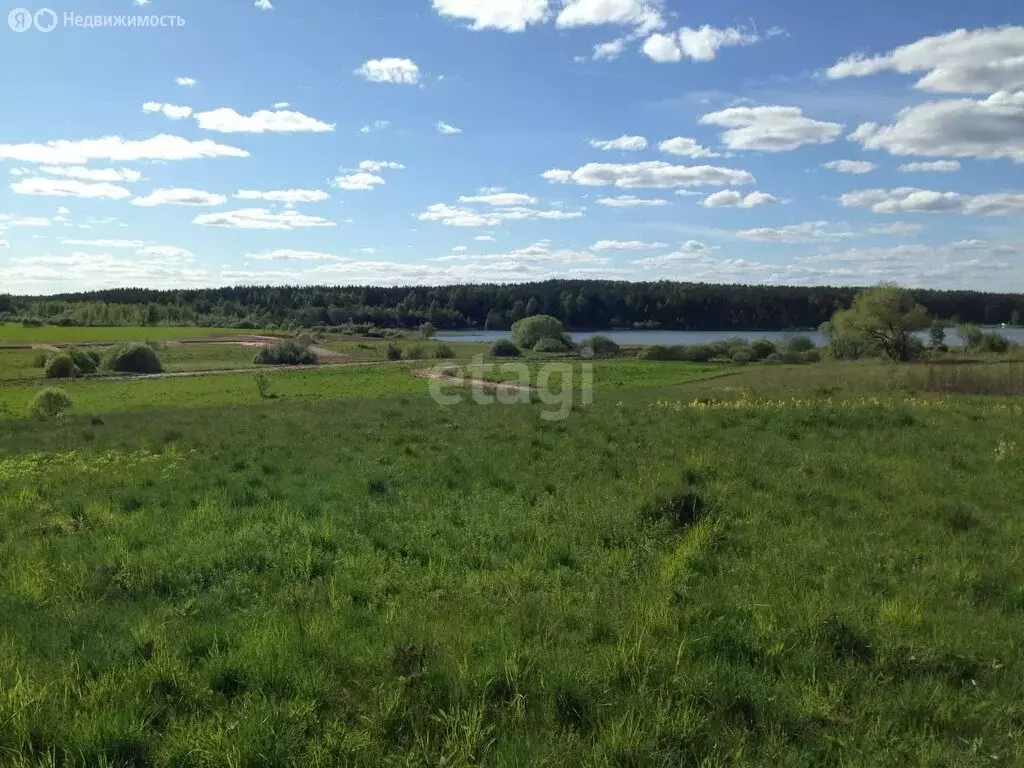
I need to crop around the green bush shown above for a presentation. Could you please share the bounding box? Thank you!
[709,355,734,364]
[44,354,77,379]
[68,348,100,374]
[786,335,816,352]
[32,353,49,368]
[763,352,783,364]
[731,349,753,365]
[29,387,73,420]
[404,344,426,360]
[419,322,438,339]
[978,333,1011,354]
[105,343,163,374]
[684,344,716,363]
[434,344,456,359]
[512,315,565,349]
[582,335,620,357]
[780,350,808,364]
[750,339,776,359]
[638,345,684,361]
[254,340,316,366]
[803,349,822,363]
[490,339,522,357]
[386,342,403,361]
[534,337,569,354]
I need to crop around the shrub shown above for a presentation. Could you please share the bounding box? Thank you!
[803,349,822,363]
[21,317,44,327]
[490,339,522,357]
[68,348,100,374]
[763,352,783,364]
[252,373,272,399]
[385,342,403,361]
[419,322,438,339]
[780,350,807,364]
[404,344,426,360]
[684,344,716,363]
[731,349,753,365]
[978,332,1011,354]
[786,335,816,352]
[709,356,734,364]
[638,344,685,361]
[254,340,316,366]
[534,337,569,354]
[105,343,163,374]
[29,387,73,420]
[581,335,620,357]
[511,315,565,349]
[32,353,49,368]
[750,339,776,359]
[44,354,77,379]
[434,344,456,359]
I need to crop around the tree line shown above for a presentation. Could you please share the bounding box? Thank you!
[1,281,1022,330]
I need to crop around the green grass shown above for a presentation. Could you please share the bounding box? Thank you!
[157,343,264,373]
[0,349,45,382]
[0,324,272,344]
[0,361,1022,765]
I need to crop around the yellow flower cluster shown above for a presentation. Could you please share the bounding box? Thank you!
[0,445,193,482]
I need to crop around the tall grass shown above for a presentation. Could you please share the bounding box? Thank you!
[918,362,1024,395]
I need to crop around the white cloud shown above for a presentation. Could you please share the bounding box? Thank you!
[356,58,421,85]
[642,33,682,63]
[418,202,582,227]
[38,166,143,182]
[330,172,387,191]
[194,107,335,133]
[474,235,495,241]
[255,0,273,9]
[826,26,1024,94]
[0,135,249,164]
[458,192,538,206]
[432,0,550,31]
[840,187,1024,215]
[700,106,842,151]
[898,160,961,172]
[0,215,51,227]
[557,0,663,33]
[61,238,145,248]
[701,190,781,208]
[131,188,226,207]
[247,249,344,261]
[597,195,669,207]
[632,241,718,268]
[823,159,876,174]
[360,120,391,133]
[11,178,132,199]
[234,189,330,203]
[848,91,1024,163]
[867,221,926,235]
[193,208,337,230]
[590,135,648,151]
[591,239,667,251]
[142,102,193,120]
[642,25,759,63]
[359,160,405,172]
[136,245,195,260]
[593,38,626,60]
[736,221,854,243]
[543,160,754,188]
[175,77,196,87]
[437,121,463,135]
[658,137,716,158]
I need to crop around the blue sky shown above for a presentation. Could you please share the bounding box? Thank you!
[0,0,1022,294]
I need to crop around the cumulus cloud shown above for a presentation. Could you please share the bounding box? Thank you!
[234,189,330,203]
[898,160,961,172]
[359,160,405,172]
[247,249,345,261]
[330,172,386,191]
[700,106,842,151]
[432,0,550,31]
[437,121,463,135]
[255,0,272,9]
[61,238,145,248]
[542,161,754,188]
[701,190,781,208]
[175,77,196,86]
[593,38,626,60]
[458,192,538,205]
[142,102,193,120]
[840,187,1024,215]
[193,208,337,230]
[826,26,1024,94]
[131,188,227,207]
[0,215,51,227]
[867,221,926,235]
[360,120,391,134]
[597,195,669,207]
[591,239,667,251]
[11,178,132,199]
[658,137,716,157]
[557,0,663,33]
[194,108,335,133]
[418,202,583,227]
[848,91,1024,163]
[356,58,421,85]
[735,221,854,243]
[0,135,249,164]
[823,159,876,174]
[643,25,759,63]
[590,135,648,151]
[37,166,143,182]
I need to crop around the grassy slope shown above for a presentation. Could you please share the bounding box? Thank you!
[0,363,1022,765]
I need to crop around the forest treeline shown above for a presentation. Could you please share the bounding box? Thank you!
[2,282,1022,331]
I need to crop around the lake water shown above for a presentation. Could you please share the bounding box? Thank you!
[437,326,1024,347]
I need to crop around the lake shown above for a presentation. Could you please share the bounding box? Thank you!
[437,327,1024,347]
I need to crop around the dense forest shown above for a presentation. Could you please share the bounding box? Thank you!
[1,282,1022,331]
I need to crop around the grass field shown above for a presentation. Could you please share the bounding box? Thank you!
[0,351,1022,766]
[0,324,274,345]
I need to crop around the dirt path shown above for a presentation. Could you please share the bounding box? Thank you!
[412,367,536,393]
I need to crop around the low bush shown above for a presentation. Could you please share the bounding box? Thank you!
[254,340,316,366]
[32,353,49,368]
[803,349,822,363]
[490,339,522,358]
[434,344,456,359]
[29,387,73,420]
[750,339,776,359]
[731,349,753,365]
[105,343,163,374]
[534,337,569,354]
[404,344,426,360]
[978,333,1011,354]
[786,335,816,352]
[69,348,100,374]
[780,350,808,364]
[385,342,403,361]
[44,354,77,379]
[582,335,620,357]
[763,352,783,364]
[709,356,734,364]
[684,344,716,363]
[638,345,684,361]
